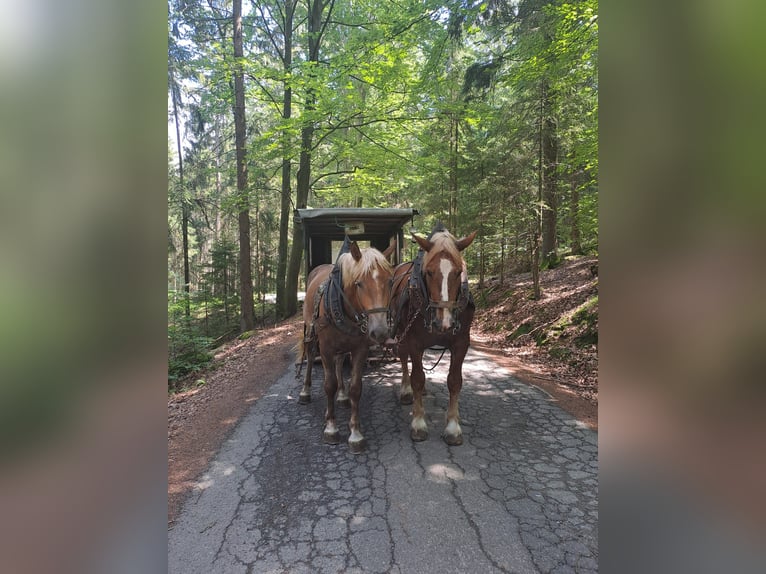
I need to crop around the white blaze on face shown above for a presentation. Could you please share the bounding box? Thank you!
[365,266,389,342]
[439,258,454,329]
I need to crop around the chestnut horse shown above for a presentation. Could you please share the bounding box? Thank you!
[300,240,394,453]
[390,225,477,445]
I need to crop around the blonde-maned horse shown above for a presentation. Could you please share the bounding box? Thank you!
[389,224,476,445]
[300,240,394,453]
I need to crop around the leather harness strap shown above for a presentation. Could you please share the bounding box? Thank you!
[309,237,391,340]
[393,249,474,340]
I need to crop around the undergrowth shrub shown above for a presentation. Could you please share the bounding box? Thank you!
[168,294,214,388]
[168,322,213,386]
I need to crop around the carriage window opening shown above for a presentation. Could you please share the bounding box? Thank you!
[331,239,371,262]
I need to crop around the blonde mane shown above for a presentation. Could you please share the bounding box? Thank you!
[338,247,393,289]
[422,230,462,267]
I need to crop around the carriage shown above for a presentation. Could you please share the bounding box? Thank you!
[294,207,419,280]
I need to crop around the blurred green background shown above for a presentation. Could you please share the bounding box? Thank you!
[0,0,764,572]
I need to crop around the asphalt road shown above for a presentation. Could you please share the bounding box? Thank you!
[168,348,598,573]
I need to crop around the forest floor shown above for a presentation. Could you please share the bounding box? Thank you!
[470,254,598,431]
[167,255,598,526]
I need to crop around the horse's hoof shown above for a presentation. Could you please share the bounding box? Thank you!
[443,433,463,446]
[399,392,413,405]
[336,397,350,408]
[348,438,367,454]
[411,428,429,442]
[298,393,311,404]
[323,430,340,445]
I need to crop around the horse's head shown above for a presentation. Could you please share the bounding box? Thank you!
[414,229,477,333]
[338,241,395,344]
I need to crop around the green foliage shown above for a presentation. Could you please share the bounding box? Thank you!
[542,253,562,270]
[473,285,492,308]
[167,319,213,385]
[168,0,598,348]
[572,295,598,324]
[571,295,598,346]
[509,322,533,341]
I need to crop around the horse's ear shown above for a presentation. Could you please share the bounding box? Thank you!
[455,230,477,251]
[349,241,362,261]
[382,237,396,260]
[413,233,433,252]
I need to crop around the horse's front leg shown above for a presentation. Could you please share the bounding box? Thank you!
[321,346,340,444]
[347,345,369,453]
[409,350,428,441]
[398,349,413,405]
[335,353,350,407]
[443,342,469,446]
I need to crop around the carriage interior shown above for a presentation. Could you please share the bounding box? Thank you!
[294,207,419,283]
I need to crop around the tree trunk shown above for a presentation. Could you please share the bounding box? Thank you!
[531,227,541,300]
[449,114,458,231]
[479,232,485,289]
[181,204,190,310]
[532,82,544,300]
[276,0,294,319]
[169,62,190,318]
[500,211,506,285]
[285,0,333,317]
[541,81,558,267]
[285,126,312,317]
[233,0,254,331]
[569,168,582,255]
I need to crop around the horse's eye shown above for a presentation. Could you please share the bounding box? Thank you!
[354,280,362,288]
[426,270,433,277]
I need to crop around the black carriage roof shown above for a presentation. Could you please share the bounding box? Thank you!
[295,208,418,241]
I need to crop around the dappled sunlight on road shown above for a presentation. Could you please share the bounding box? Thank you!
[194,463,236,492]
[171,345,599,574]
[426,463,466,484]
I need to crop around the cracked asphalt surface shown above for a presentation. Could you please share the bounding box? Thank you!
[168,348,598,573]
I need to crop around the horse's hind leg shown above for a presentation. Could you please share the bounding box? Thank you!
[398,350,413,405]
[347,345,369,453]
[321,346,340,444]
[335,353,350,407]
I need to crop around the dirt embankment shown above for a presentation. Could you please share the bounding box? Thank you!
[471,256,598,427]
[168,319,301,526]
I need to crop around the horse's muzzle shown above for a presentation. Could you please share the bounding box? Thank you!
[363,307,390,343]
[430,312,455,333]
[427,302,461,334]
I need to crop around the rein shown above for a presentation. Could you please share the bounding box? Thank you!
[313,263,391,338]
[424,346,449,371]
